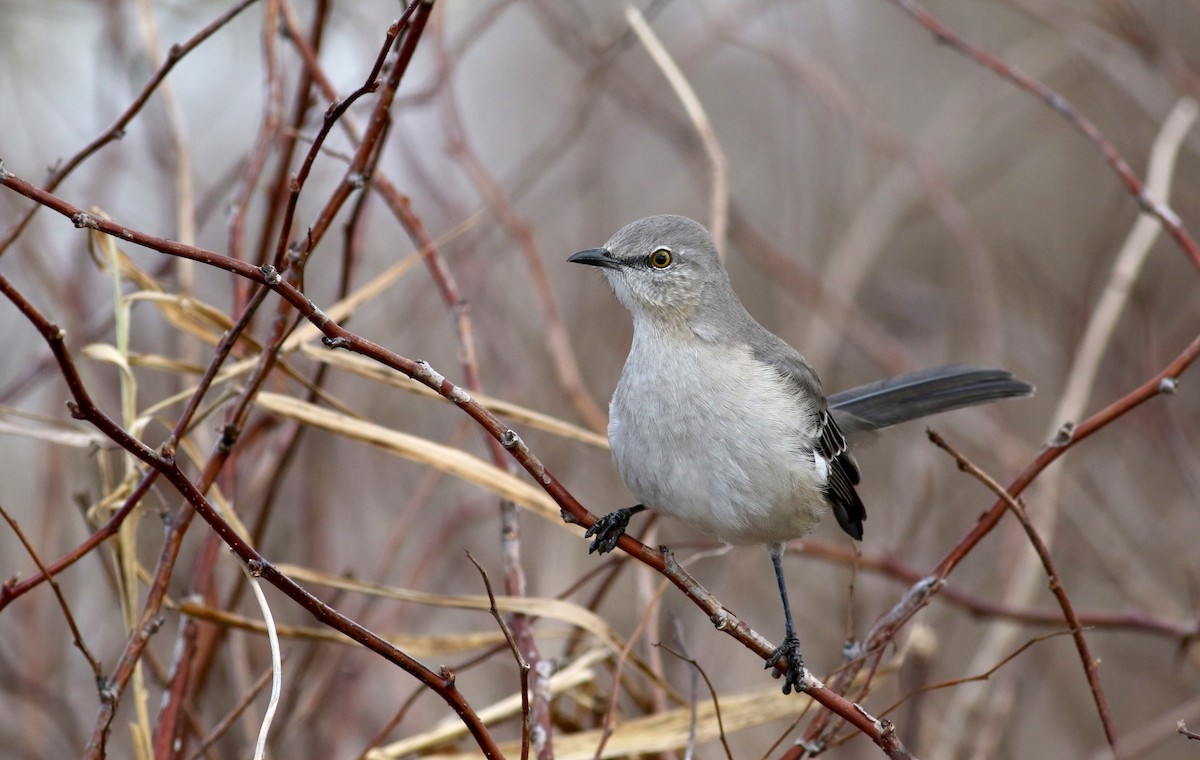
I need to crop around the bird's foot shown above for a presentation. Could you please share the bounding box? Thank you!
[765,635,807,695]
[584,507,638,554]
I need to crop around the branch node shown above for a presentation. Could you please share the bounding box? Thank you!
[97,677,117,704]
[449,386,471,405]
[440,665,456,687]
[156,442,175,467]
[1159,376,1179,394]
[71,212,97,229]
[500,429,520,449]
[842,638,864,661]
[246,558,264,577]
[66,400,85,420]
[218,423,239,453]
[258,264,281,285]
[287,241,304,269]
[1050,421,1075,447]
[413,359,445,389]
[321,336,350,350]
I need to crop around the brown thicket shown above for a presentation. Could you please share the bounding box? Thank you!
[1,2,1198,758]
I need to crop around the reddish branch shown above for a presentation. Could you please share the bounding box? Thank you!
[886,0,1200,273]
[180,6,417,717]
[0,0,261,260]
[7,5,1197,755]
[0,256,500,757]
[792,2,1200,746]
[0,164,908,757]
[927,430,1116,748]
[797,540,1199,641]
[280,5,554,753]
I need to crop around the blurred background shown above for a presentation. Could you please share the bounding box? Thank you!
[1,1,1199,758]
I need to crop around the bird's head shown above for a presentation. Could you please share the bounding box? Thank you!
[569,215,730,322]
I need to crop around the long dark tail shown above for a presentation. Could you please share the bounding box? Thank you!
[829,365,1033,433]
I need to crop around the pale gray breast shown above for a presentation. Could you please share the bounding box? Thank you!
[608,329,824,542]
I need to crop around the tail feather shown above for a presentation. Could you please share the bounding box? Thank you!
[829,364,1033,433]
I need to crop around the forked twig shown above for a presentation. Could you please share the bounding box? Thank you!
[927,429,1116,748]
[466,551,532,760]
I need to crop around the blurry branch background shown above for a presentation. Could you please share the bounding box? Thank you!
[1,0,1199,758]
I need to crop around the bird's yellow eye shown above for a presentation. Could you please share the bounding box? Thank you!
[649,248,672,268]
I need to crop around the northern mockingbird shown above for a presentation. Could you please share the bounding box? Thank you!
[569,214,1032,694]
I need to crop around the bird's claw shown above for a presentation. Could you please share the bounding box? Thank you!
[584,509,632,554]
[765,635,807,695]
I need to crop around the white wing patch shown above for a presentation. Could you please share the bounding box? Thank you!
[813,450,831,483]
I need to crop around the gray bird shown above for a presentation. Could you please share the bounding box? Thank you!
[569,214,1032,694]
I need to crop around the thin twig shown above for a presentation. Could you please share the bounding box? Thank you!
[467,551,532,760]
[0,504,103,679]
[655,634,734,760]
[886,0,1200,273]
[927,429,1117,748]
[594,577,672,760]
[0,0,260,259]
[796,539,1200,641]
[625,4,728,253]
[865,631,1077,741]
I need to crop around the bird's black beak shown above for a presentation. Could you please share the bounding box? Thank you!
[568,248,621,269]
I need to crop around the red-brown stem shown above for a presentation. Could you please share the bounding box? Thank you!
[886,0,1200,273]
[153,616,198,759]
[928,430,1117,748]
[0,267,501,757]
[228,0,283,279]
[252,0,331,270]
[0,504,102,679]
[0,0,260,259]
[0,165,907,756]
[797,540,1199,640]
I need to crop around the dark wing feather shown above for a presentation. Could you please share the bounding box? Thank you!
[813,409,866,540]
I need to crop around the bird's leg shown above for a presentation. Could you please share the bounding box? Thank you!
[765,542,807,694]
[584,504,646,554]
